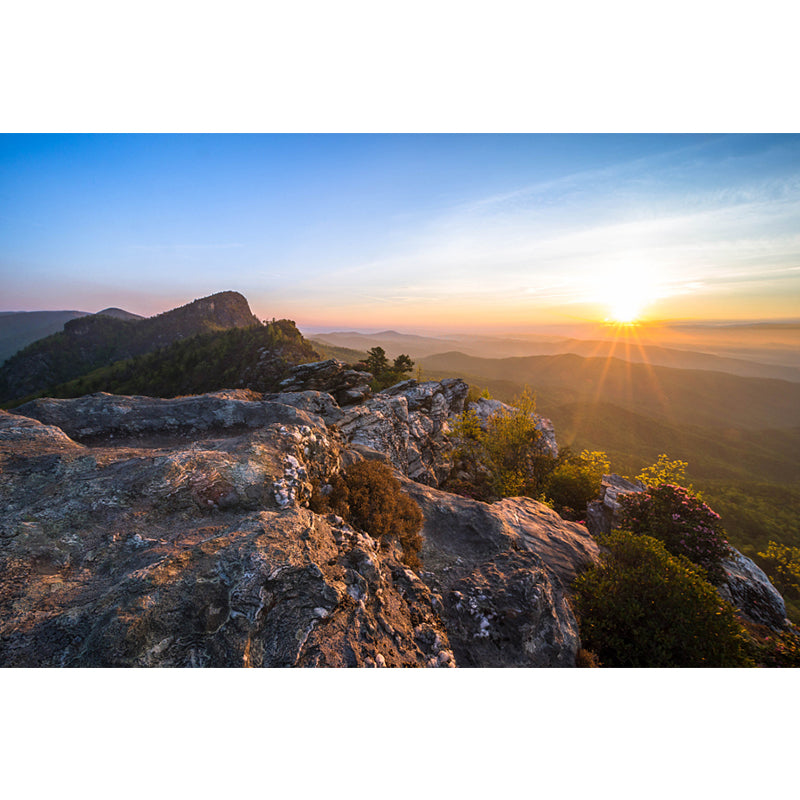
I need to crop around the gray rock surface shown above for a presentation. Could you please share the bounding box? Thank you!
[277,359,372,406]
[0,399,452,667]
[400,479,590,667]
[1,505,454,667]
[337,379,469,486]
[491,497,601,587]
[263,390,345,425]
[718,549,790,630]
[1,384,591,667]
[13,391,326,443]
[585,473,645,537]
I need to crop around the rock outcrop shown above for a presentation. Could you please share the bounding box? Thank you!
[0,400,452,667]
[14,390,325,443]
[9,375,784,667]
[0,382,586,668]
[277,359,372,406]
[718,550,790,630]
[337,378,469,487]
[400,480,597,667]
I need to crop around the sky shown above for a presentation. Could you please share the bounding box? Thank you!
[2,133,799,332]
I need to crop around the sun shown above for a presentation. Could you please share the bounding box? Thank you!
[608,293,645,324]
[601,264,659,324]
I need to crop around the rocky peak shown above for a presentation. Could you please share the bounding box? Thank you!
[0,379,589,668]
[0,291,264,404]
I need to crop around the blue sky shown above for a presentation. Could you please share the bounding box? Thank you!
[2,133,799,331]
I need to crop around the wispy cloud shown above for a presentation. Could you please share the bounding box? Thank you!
[298,155,800,321]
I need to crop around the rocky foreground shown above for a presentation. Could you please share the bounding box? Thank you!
[0,360,787,667]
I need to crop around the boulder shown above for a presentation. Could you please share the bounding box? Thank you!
[400,479,590,667]
[336,379,469,487]
[718,549,790,630]
[491,497,601,587]
[585,473,645,536]
[277,359,372,406]
[264,390,344,425]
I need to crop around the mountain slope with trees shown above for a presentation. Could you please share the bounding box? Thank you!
[0,310,89,365]
[0,291,262,404]
[10,319,319,402]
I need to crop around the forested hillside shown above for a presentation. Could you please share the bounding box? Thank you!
[0,310,88,365]
[12,320,318,402]
[0,291,261,404]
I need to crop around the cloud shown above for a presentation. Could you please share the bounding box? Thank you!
[300,157,800,320]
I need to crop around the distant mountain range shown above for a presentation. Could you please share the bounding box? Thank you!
[311,328,800,381]
[0,291,261,405]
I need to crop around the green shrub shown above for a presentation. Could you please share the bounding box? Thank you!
[545,449,610,519]
[447,386,556,501]
[572,530,752,667]
[312,460,424,570]
[618,483,730,583]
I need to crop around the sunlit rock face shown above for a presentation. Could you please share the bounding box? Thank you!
[585,474,646,537]
[337,379,469,487]
[1,382,584,668]
[0,400,451,667]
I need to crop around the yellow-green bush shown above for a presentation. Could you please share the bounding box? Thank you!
[545,449,609,519]
[447,387,555,501]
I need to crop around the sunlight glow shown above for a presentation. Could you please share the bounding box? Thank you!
[600,262,661,324]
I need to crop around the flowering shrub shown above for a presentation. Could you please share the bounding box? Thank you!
[572,530,752,667]
[618,483,731,583]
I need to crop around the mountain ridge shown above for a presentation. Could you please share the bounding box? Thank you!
[419,350,800,430]
[0,291,261,404]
